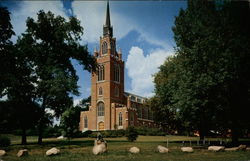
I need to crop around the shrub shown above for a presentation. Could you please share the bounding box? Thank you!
[135,127,165,136]
[81,130,93,137]
[0,136,10,147]
[87,130,126,138]
[43,126,62,138]
[126,126,138,142]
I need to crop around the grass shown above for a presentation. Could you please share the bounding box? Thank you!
[1,135,250,161]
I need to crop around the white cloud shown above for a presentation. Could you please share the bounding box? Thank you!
[71,1,136,44]
[71,1,169,49]
[10,1,67,41]
[73,98,82,106]
[126,46,173,97]
[9,1,170,48]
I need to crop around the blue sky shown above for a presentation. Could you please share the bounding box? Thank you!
[1,1,186,105]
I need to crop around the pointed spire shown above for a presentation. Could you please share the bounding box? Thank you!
[105,0,111,27]
[103,0,113,37]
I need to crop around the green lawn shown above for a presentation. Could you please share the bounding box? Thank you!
[1,135,250,161]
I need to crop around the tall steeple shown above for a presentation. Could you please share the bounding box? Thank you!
[103,0,113,37]
[105,0,111,27]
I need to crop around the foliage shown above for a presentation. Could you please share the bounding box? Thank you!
[0,135,10,147]
[43,126,62,138]
[135,127,165,136]
[154,0,250,144]
[144,96,179,133]
[16,10,96,144]
[60,106,82,139]
[126,126,138,142]
[0,6,15,96]
[0,7,40,145]
[81,130,126,138]
[80,130,93,137]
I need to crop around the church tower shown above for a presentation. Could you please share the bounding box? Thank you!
[89,1,125,131]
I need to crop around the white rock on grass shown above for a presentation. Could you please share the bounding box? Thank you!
[92,140,107,155]
[0,150,6,156]
[238,144,247,150]
[129,147,140,154]
[17,149,28,157]
[181,147,194,153]
[208,146,225,152]
[46,147,60,156]
[157,145,169,153]
[57,136,64,139]
[225,147,239,151]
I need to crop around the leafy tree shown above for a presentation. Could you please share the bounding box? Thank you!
[60,106,82,139]
[0,6,15,96]
[144,96,177,133]
[0,7,39,145]
[126,126,138,142]
[18,10,96,144]
[155,0,250,144]
[0,135,10,147]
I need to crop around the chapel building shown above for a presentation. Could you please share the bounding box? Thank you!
[79,1,156,131]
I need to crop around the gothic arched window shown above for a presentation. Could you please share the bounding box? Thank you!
[114,64,120,82]
[98,65,105,81]
[118,112,122,126]
[102,42,108,55]
[97,102,105,116]
[84,116,88,128]
[99,87,103,95]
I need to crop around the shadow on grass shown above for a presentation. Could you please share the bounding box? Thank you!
[11,140,94,148]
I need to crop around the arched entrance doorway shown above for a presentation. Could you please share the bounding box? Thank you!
[98,121,104,131]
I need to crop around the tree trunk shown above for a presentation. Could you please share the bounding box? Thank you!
[37,119,44,145]
[38,97,46,145]
[21,127,27,145]
[231,127,239,146]
[199,131,205,141]
[199,120,205,141]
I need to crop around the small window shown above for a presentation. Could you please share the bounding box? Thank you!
[119,112,122,126]
[99,87,103,95]
[102,42,108,55]
[84,116,88,128]
[97,102,105,116]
